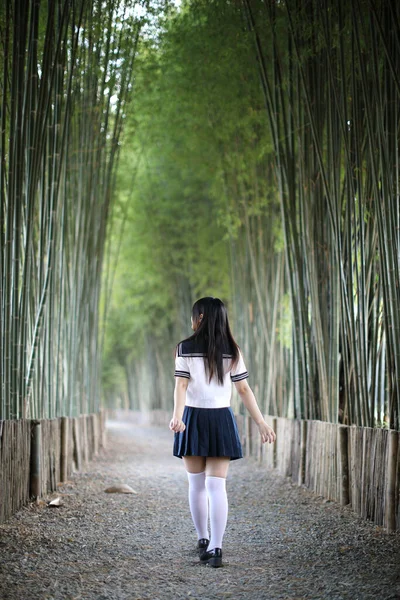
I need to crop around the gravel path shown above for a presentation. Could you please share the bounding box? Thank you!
[0,419,399,600]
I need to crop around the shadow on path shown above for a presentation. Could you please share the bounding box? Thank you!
[0,419,399,600]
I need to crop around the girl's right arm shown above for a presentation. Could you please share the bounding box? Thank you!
[169,377,188,433]
[234,379,276,443]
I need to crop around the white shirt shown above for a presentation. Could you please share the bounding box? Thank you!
[174,340,248,408]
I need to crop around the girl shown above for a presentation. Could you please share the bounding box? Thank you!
[169,297,276,568]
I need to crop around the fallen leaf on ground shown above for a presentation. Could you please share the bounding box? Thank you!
[104,484,138,494]
[48,497,63,507]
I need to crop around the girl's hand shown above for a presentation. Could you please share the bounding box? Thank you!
[169,416,186,433]
[257,420,276,444]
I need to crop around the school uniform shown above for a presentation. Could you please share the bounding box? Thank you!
[173,339,248,461]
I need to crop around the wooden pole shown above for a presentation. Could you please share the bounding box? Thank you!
[338,425,349,506]
[60,416,69,482]
[92,413,99,456]
[272,417,277,469]
[99,408,103,449]
[72,417,81,471]
[101,407,107,449]
[30,420,41,499]
[298,419,307,486]
[257,419,262,463]
[386,430,399,532]
[82,415,88,466]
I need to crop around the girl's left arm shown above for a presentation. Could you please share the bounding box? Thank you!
[169,377,188,432]
[234,379,276,444]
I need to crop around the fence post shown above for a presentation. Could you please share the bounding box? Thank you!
[92,413,99,456]
[386,430,399,532]
[60,416,69,482]
[298,419,307,485]
[338,425,349,506]
[272,417,277,469]
[30,420,41,499]
[73,417,81,471]
[82,415,89,466]
[101,408,107,449]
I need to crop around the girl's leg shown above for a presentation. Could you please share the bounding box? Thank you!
[205,457,230,478]
[205,457,230,551]
[182,456,209,540]
[183,456,206,474]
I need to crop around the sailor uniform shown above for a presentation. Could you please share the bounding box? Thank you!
[173,339,247,461]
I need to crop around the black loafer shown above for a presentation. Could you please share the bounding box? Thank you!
[200,547,222,567]
[196,538,209,556]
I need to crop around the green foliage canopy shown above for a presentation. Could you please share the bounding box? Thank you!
[101,0,279,406]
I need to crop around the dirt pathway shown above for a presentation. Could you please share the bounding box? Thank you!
[0,419,399,600]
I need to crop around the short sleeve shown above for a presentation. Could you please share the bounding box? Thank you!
[174,345,190,379]
[230,350,248,382]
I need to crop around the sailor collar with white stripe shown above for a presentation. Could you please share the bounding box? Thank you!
[177,339,234,358]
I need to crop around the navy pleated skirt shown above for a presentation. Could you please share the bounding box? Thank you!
[173,405,243,461]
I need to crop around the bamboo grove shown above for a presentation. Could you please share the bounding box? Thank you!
[0,0,143,420]
[1,0,399,432]
[103,0,400,432]
[243,0,400,430]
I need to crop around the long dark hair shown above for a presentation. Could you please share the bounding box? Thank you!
[180,297,240,385]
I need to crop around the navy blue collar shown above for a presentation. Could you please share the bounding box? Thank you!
[178,338,234,358]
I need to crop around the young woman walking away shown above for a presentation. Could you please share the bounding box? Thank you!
[169,297,276,568]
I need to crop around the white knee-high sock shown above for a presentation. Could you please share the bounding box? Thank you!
[205,475,228,550]
[187,471,209,540]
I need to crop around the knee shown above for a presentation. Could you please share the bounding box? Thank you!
[205,474,227,496]
[206,469,227,479]
[183,456,206,474]
[187,471,206,493]
[205,458,230,479]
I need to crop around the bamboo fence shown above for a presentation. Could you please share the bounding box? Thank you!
[0,420,31,523]
[0,408,107,524]
[259,414,399,532]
